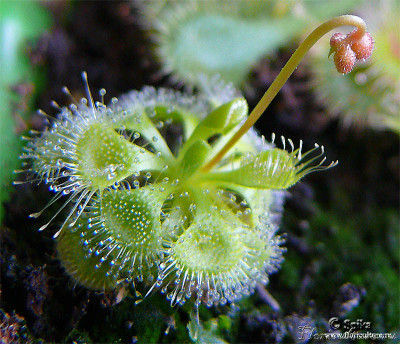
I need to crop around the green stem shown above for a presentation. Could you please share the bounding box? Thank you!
[201,15,367,172]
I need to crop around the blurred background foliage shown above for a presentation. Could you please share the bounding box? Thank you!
[0,1,51,223]
[138,0,364,87]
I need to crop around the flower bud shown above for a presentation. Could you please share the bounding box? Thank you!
[350,32,374,61]
[334,45,356,74]
[330,32,346,50]
[329,29,374,74]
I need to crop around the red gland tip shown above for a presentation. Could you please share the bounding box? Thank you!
[334,45,356,74]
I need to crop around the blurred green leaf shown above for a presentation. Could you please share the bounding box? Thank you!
[0,1,52,223]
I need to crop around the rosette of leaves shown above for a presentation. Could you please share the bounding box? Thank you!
[22,76,334,306]
[137,0,364,87]
[310,0,400,133]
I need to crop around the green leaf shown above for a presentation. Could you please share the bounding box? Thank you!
[57,214,119,290]
[198,98,248,135]
[184,98,248,151]
[178,140,211,178]
[153,5,304,85]
[76,123,165,188]
[172,212,246,275]
[208,149,297,189]
[58,185,172,290]
[101,187,167,252]
[119,109,175,163]
[207,144,336,190]
[0,1,52,223]
[145,105,199,141]
[0,1,52,86]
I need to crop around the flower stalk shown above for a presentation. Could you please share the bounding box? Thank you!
[202,15,373,172]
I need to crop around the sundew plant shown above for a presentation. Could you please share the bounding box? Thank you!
[20,15,373,309]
